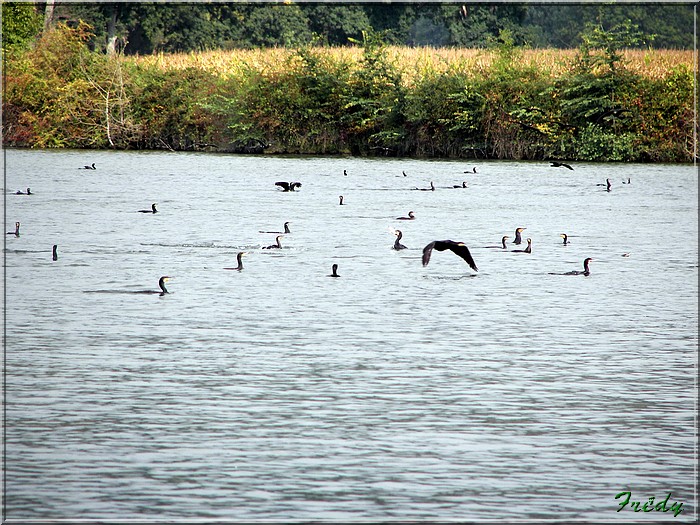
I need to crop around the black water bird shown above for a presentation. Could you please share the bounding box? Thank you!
[549,258,592,276]
[344,170,348,176]
[453,181,468,188]
[422,240,478,271]
[133,276,172,295]
[622,177,631,184]
[80,163,96,170]
[339,195,344,205]
[464,167,477,174]
[511,238,532,253]
[396,211,415,220]
[484,235,509,249]
[560,233,569,245]
[513,227,526,245]
[276,181,302,191]
[596,178,612,191]
[550,161,574,170]
[263,235,283,249]
[402,171,408,177]
[138,203,158,213]
[621,253,631,258]
[260,221,291,234]
[415,181,435,191]
[329,264,340,277]
[52,244,58,261]
[224,252,247,271]
[15,188,32,195]
[6,222,20,237]
[393,230,407,250]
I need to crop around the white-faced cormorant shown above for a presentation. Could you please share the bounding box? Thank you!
[453,182,468,188]
[416,181,435,191]
[422,240,478,271]
[263,235,283,249]
[396,211,415,220]
[464,167,477,174]
[513,227,526,245]
[138,203,157,213]
[511,238,532,253]
[224,252,247,271]
[6,222,20,237]
[80,163,96,170]
[15,188,31,195]
[393,230,407,250]
[549,258,592,276]
[560,233,569,245]
[339,195,344,205]
[485,235,509,249]
[329,264,340,277]
[260,222,291,234]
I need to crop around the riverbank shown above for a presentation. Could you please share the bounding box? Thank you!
[3,23,696,161]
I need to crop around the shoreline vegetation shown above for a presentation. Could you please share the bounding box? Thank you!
[3,23,696,162]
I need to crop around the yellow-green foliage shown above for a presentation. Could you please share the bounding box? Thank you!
[2,23,696,161]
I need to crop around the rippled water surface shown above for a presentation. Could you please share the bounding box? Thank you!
[3,149,698,521]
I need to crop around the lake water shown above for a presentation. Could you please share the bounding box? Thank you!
[3,148,697,521]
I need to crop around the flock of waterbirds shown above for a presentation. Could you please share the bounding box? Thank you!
[7,159,631,294]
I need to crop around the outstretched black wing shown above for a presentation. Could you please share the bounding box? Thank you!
[551,161,574,170]
[275,181,291,191]
[422,240,478,271]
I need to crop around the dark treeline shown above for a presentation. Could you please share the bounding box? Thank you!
[3,2,695,54]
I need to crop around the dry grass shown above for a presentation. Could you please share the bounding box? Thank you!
[131,46,695,82]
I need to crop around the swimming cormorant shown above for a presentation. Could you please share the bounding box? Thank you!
[339,195,344,205]
[453,182,468,188]
[260,221,291,234]
[263,235,283,249]
[134,276,171,295]
[550,161,574,170]
[224,252,247,271]
[275,181,302,191]
[52,245,58,261]
[344,170,348,176]
[513,227,526,245]
[464,167,478,174]
[560,233,569,245]
[422,240,478,271]
[484,235,509,249]
[416,181,435,191]
[396,211,415,220]
[622,177,631,184]
[15,188,31,195]
[511,238,532,253]
[138,203,157,213]
[549,258,592,276]
[393,230,407,250]
[329,264,340,277]
[402,171,408,177]
[80,163,96,170]
[6,222,20,237]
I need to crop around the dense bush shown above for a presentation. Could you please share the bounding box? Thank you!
[2,23,695,162]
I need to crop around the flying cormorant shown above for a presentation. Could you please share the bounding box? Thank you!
[422,240,478,271]
[275,181,302,191]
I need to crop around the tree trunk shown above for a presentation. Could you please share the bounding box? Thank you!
[43,0,55,32]
[105,4,119,55]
